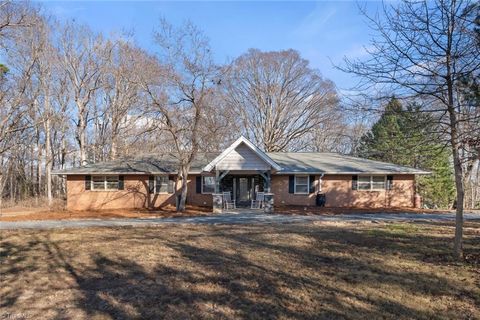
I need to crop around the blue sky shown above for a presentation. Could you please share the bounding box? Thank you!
[40,1,381,91]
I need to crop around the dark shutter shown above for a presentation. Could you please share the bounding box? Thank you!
[118,175,124,190]
[352,175,358,190]
[148,176,154,194]
[387,175,393,190]
[168,176,175,194]
[288,175,294,194]
[309,175,315,194]
[85,175,91,190]
[196,176,202,193]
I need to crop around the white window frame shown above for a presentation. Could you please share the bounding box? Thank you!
[91,175,119,191]
[357,175,386,191]
[201,176,216,194]
[155,175,169,194]
[294,175,309,195]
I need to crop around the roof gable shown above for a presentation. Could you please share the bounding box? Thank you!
[202,136,282,172]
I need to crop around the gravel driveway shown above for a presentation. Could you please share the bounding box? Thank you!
[1,212,479,230]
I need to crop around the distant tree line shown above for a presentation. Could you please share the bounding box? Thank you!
[0,1,348,210]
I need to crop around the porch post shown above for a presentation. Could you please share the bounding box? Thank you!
[215,169,220,193]
[266,171,271,193]
[215,170,230,193]
[257,170,274,213]
[257,170,271,193]
[213,168,222,213]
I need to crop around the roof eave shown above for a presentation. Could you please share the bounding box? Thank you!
[52,171,180,175]
[276,171,431,175]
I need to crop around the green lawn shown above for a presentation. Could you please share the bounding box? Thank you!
[1,220,479,319]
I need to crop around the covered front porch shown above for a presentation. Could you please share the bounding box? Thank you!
[214,171,271,208]
[202,136,282,213]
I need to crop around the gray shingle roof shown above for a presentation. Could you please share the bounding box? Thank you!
[267,153,430,174]
[53,153,219,175]
[53,152,429,175]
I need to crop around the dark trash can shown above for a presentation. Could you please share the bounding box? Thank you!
[316,193,326,207]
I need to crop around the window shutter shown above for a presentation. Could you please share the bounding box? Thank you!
[85,175,91,190]
[148,176,154,194]
[168,176,175,194]
[288,175,295,194]
[309,175,315,194]
[352,175,358,190]
[196,176,202,193]
[387,175,393,190]
[118,175,124,190]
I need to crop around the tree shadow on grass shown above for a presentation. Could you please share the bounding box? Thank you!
[1,223,479,319]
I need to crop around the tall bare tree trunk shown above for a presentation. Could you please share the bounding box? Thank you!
[43,83,53,206]
[61,135,67,195]
[178,165,190,211]
[76,106,87,166]
[30,143,34,197]
[446,63,464,259]
[9,171,14,203]
[0,174,3,211]
[36,127,42,200]
[110,139,117,160]
[45,116,52,206]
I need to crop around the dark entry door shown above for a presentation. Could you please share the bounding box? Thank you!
[235,176,252,207]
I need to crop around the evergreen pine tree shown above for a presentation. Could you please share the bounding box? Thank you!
[357,97,455,208]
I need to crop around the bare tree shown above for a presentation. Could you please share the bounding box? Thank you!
[0,4,42,207]
[339,0,480,259]
[139,19,219,212]
[102,40,144,160]
[224,49,340,152]
[0,1,32,39]
[58,22,106,166]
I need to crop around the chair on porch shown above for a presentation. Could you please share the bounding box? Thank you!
[251,192,265,209]
[223,192,236,210]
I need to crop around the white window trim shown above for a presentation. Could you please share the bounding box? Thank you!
[91,175,119,191]
[201,176,216,194]
[357,175,386,191]
[294,175,309,195]
[155,175,170,194]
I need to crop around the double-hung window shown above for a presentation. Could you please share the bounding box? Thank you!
[92,175,119,191]
[358,175,386,191]
[155,176,169,193]
[294,175,309,194]
[202,176,215,194]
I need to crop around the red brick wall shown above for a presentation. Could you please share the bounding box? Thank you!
[66,173,415,210]
[66,174,211,211]
[271,175,317,206]
[272,174,415,208]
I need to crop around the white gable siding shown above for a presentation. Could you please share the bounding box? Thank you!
[216,143,270,170]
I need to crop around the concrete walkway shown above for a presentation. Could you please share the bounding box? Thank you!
[1,212,479,230]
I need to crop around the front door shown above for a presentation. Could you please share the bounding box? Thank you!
[235,177,252,207]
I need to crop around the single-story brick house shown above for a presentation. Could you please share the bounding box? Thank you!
[54,136,429,212]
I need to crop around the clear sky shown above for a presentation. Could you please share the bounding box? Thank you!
[40,1,381,91]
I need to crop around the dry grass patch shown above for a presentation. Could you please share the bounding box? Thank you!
[1,221,479,319]
[0,205,212,222]
[275,205,453,215]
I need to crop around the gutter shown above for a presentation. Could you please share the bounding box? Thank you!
[53,170,431,176]
[275,171,431,175]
